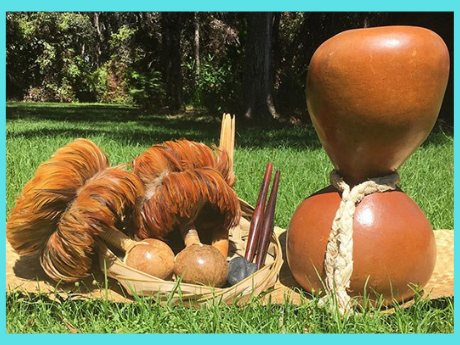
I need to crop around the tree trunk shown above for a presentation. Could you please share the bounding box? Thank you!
[243,12,278,122]
[272,12,281,75]
[194,12,200,90]
[161,12,185,113]
[93,12,103,68]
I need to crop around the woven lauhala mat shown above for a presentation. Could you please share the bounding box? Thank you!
[5,229,453,304]
[268,228,454,305]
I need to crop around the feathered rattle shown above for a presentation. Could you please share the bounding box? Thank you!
[133,114,241,287]
[6,139,175,282]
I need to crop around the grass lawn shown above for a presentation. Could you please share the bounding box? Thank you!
[5,102,454,333]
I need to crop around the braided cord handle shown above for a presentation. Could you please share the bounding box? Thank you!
[323,170,400,314]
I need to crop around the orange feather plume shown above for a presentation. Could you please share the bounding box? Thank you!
[6,139,145,282]
[132,139,241,255]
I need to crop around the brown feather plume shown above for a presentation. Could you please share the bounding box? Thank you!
[132,139,241,244]
[133,139,235,188]
[6,139,145,282]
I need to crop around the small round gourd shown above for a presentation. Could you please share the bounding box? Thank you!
[125,238,175,280]
[174,244,228,287]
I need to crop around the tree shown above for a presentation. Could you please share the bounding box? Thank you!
[161,12,185,112]
[92,12,104,68]
[6,13,32,99]
[6,11,452,125]
[193,12,201,92]
[243,12,279,122]
[6,12,97,102]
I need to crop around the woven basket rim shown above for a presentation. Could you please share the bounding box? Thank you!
[97,199,284,304]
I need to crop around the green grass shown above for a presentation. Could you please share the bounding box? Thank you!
[5,290,454,333]
[5,102,454,333]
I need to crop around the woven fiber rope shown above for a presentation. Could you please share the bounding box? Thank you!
[322,170,400,314]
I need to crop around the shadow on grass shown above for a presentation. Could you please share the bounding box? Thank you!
[6,102,145,122]
[6,102,324,150]
[6,102,452,150]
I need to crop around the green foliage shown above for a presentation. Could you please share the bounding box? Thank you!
[6,13,138,104]
[90,23,165,106]
[7,12,246,110]
[92,60,132,104]
[93,25,136,104]
[6,12,453,124]
[88,65,110,102]
[129,70,166,109]
[15,12,96,102]
[183,54,238,113]
[109,25,136,64]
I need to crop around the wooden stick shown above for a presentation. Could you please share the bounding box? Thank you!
[180,223,201,247]
[219,113,228,150]
[244,162,273,262]
[220,113,232,152]
[230,114,235,168]
[255,169,280,269]
[219,113,235,185]
[99,228,139,254]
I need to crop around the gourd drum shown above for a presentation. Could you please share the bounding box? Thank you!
[286,26,450,305]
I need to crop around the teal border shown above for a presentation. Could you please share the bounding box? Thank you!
[1,0,457,342]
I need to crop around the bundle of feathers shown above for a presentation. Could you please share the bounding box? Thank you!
[6,135,241,282]
[132,139,241,257]
[6,139,145,282]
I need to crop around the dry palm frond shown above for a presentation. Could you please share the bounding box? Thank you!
[219,113,236,186]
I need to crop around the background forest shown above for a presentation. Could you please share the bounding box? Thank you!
[6,12,454,124]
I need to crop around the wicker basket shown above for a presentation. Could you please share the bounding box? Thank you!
[96,199,283,306]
